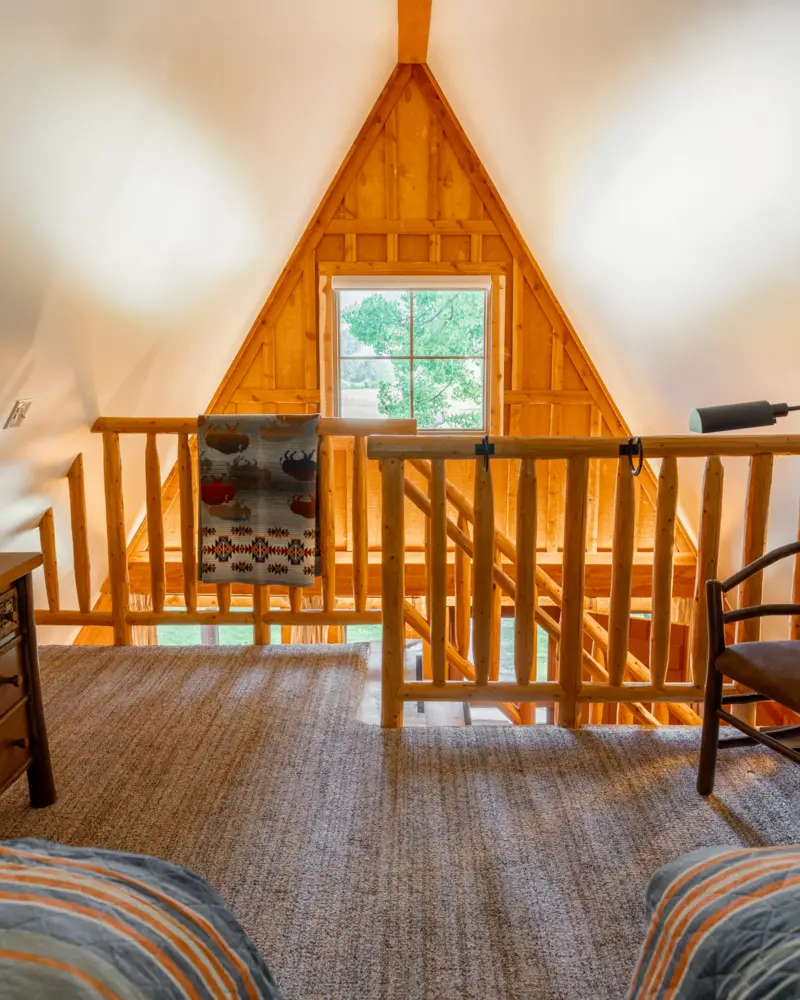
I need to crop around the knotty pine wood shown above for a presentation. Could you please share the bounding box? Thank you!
[122,66,695,608]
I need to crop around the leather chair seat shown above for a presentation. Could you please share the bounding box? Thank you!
[717,641,800,715]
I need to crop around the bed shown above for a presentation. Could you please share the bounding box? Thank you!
[629,844,800,998]
[0,838,283,998]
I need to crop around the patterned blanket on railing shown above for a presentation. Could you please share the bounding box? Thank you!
[0,838,283,999]
[198,413,320,586]
[628,845,800,998]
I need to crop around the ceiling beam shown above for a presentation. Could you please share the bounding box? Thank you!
[398,0,432,64]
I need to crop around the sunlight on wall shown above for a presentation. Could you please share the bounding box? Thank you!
[560,1,800,341]
[0,52,264,317]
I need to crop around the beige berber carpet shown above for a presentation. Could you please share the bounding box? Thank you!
[1,645,798,1000]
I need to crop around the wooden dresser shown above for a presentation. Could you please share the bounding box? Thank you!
[0,553,56,807]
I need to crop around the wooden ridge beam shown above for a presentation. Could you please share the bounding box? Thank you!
[398,0,432,64]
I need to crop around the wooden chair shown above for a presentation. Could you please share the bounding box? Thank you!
[697,540,800,795]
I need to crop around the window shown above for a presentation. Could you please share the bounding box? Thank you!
[334,281,489,430]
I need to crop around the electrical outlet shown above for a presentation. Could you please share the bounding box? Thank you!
[3,399,32,429]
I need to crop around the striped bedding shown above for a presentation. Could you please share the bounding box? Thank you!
[629,845,800,999]
[0,838,283,999]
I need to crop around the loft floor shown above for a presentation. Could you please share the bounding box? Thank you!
[1,644,796,1000]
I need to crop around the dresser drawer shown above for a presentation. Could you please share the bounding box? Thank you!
[0,702,31,792]
[0,638,25,717]
[0,588,18,643]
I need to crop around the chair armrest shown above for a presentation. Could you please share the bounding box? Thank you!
[721,540,800,593]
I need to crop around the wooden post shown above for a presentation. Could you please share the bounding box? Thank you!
[607,458,635,687]
[177,433,197,614]
[319,435,336,612]
[289,588,302,613]
[586,408,603,552]
[690,457,724,687]
[429,459,447,686]
[471,457,495,686]
[102,431,131,645]
[38,508,59,612]
[352,435,369,613]
[381,458,405,728]
[514,457,537,685]
[559,456,589,727]
[67,455,91,614]
[253,586,269,645]
[650,456,678,687]
[144,434,166,614]
[455,512,471,658]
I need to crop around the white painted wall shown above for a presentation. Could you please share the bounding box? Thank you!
[431,0,800,627]
[0,0,395,638]
[3,0,799,639]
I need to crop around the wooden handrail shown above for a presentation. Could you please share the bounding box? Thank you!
[93,417,418,436]
[369,433,800,460]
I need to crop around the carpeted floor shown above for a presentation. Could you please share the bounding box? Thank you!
[1,645,799,1000]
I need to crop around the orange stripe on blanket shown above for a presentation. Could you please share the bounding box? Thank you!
[667,870,800,992]
[0,866,232,1000]
[0,949,124,1000]
[0,844,260,1000]
[0,890,203,1000]
[638,852,800,995]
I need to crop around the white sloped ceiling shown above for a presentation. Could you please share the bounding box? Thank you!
[430,0,800,618]
[0,0,395,634]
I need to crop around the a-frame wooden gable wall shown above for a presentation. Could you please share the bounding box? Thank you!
[131,63,694,576]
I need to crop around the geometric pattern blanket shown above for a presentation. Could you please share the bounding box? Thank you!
[197,413,319,587]
[628,844,800,998]
[0,838,283,999]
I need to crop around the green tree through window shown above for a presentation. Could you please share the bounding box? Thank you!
[338,288,486,429]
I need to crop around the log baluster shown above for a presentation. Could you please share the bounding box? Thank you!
[689,457,724,687]
[253,585,270,645]
[144,434,166,614]
[352,434,369,614]
[514,457,537,685]
[559,455,589,728]
[38,508,59,612]
[67,455,91,614]
[607,458,636,687]
[319,434,336,613]
[102,431,132,645]
[454,512,471,659]
[429,459,447,686]
[650,456,678,687]
[177,433,197,614]
[471,457,495,686]
[381,458,405,728]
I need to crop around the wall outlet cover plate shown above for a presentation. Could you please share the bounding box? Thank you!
[4,399,32,429]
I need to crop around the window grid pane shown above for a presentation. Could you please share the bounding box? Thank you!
[337,287,487,429]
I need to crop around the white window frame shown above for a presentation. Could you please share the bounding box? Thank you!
[331,276,493,433]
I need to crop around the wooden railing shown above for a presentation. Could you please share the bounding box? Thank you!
[369,434,800,729]
[35,416,415,642]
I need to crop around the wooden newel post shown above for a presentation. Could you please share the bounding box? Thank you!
[471,456,495,686]
[102,431,132,645]
[381,458,405,728]
[559,455,589,727]
[178,433,197,614]
[319,435,336,613]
